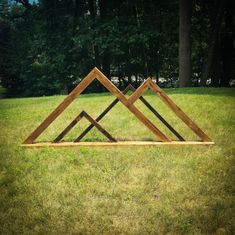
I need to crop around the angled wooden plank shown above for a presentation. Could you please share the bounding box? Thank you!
[82,112,116,142]
[94,68,171,142]
[138,97,185,141]
[23,68,97,144]
[54,111,116,142]
[127,79,150,104]
[21,141,215,148]
[74,84,133,142]
[53,112,84,143]
[148,79,212,142]
[126,84,184,140]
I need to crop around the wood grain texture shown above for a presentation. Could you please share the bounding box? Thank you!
[53,112,84,142]
[138,96,185,141]
[53,111,116,142]
[94,68,170,142]
[74,84,133,142]
[75,83,184,141]
[23,68,97,144]
[21,141,214,147]
[147,79,212,142]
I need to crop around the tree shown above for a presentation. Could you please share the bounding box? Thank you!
[179,0,192,87]
[220,0,234,87]
[200,0,225,86]
[1,0,233,97]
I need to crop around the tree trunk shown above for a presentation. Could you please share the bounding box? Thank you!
[211,43,221,86]
[100,0,110,78]
[200,0,225,86]
[220,0,234,87]
[102,51,110,78]
[126,45,132,84]
[179,0,192,87]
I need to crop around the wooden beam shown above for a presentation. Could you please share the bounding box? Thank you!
[53,111,116,142]
[74,84,133,142]
[53,112,84,142]
[147,79,212,142]
[23,68,97,144]
[127,79,150,104]
[124,78,211,142]
[138,96,185,141]
[21,141,215,147]
[82,112,116,142]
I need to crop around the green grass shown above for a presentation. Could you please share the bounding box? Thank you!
[0,87,234,234]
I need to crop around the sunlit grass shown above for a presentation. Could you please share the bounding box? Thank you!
[0,88,234,234]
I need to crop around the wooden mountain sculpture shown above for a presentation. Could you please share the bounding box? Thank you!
[22,67,213,147]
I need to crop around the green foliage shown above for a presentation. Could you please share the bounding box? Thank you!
[0,0,234,97]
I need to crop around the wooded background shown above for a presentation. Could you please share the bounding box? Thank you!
[0,0,234,97]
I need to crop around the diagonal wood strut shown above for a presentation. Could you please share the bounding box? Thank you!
[53,111,116,143]
[127,83,185,141]
[75,84,184,142]
[23,69,97,144]
[126,78,211,142]
[74,84,134,142]
[147,79,212,142]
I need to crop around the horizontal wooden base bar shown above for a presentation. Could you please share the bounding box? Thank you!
[21,141,215,147]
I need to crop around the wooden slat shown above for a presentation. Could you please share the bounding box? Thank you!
[82,112,116,142]
[127,79,150,104]
[21,141,214,148]
[126,83,185,141]
[23,68,97,144]
[138,96,185,141]
[147,79,212,142]
[94,68,171,142]
[74,84,133,142]
[53,111,116,142]
[53,112,84,142]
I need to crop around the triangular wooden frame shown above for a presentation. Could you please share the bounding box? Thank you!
[53,111,116,142]
[22,67,214,147]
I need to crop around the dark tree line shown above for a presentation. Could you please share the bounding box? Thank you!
[0,0,234,97]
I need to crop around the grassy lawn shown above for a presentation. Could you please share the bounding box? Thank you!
[0,87,234,234]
